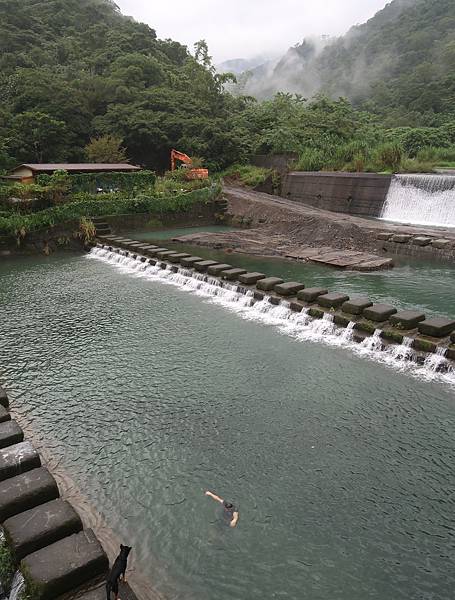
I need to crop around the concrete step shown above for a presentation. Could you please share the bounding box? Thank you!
[0,441,41,481]
[0,420,24,448]
[21,529,109,600]
[0,467,58,521]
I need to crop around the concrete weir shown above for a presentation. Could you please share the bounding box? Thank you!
[0,384,138,600]
[91,238,455,382]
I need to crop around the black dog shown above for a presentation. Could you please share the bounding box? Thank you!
[106,544,132,600]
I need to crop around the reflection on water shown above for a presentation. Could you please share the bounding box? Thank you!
[1,252,455,600]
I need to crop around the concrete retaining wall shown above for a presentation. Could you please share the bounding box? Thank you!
[281,172,392,217]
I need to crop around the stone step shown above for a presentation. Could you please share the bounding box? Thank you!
[0,467,58,521]
[0,442,41,482]
[4,499,82,560]
[21,529,109,600]
[0,420,24,448]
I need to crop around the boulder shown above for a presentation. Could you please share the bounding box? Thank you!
[342,297,373,315]
[274,282,305,297]
[221,268,247,281]
[418,318,455,338]
[317,293,349,309]
[363,304,397,322]
[207,263,232,276]
[297,287,328,303]
[238,272,266,285]
[4,499,82,560]
[0,420,23,449]
[21,530,109,600]
[390,310,426,329]
[0,442,41,482]
[256,277,284,291]
[0,468,58,521]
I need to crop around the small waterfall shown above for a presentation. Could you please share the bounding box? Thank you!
[360,329,383,351]
[311,313,336,336]
[424,347,449,373]
[339,321,356,343]
[380,174,455,227]
[7,573,24,600]
[389,336,415,361]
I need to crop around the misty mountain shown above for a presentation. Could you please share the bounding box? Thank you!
[216,56,271,75]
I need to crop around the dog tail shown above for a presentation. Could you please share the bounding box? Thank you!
[106,581,112,600]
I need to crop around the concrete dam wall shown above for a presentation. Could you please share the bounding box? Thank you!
[281,172,392,217]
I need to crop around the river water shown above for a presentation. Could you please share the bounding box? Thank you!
[1,250,455,600]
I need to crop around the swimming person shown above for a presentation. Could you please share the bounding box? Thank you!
[205,490,239,528]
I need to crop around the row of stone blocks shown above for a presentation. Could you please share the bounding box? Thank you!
[0,386,111,600]
[98,236,455,349]
[377,232,454,250]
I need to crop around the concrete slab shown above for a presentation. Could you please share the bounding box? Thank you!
[146,247,168,256]
[274,282,305,296]
[297,287,328,303]
[0,406,11,424]
[256,277,284,291]
[21,529,109,600]
[0,442,41,482]
[317,293,349,309]
[418,318,455,338]
[221,268,247,281]
[0,420,23,448]
[390,310,426,329]
[412,237,432,246]
[238,272,266,284]
[342,298,373,315]
[180,256,203,267]
[0,386,9,409]
[0,468,58,521]
[194,260,220,272]
[363,304,397,322]
[156,250,178,259]
[167,253,191,263]
[207,263,232,276]
[4,499,82,560]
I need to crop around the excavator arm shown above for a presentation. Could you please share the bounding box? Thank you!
[171,149,192,171]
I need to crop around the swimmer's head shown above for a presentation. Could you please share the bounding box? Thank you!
[224,502,234,510]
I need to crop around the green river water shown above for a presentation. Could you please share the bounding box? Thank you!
[0,238,454,600]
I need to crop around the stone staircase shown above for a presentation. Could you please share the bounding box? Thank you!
[91,216,111,238]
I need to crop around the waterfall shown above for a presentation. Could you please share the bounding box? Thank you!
[87,247,455,386]
[424,347,449,373]
[7,574,24,600]
[380,174,455,227]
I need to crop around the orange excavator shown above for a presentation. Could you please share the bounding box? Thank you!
[170,149,209,180]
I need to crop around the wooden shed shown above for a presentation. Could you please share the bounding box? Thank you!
[4,163,140,184]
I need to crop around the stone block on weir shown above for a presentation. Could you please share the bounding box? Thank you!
[0,406,10,424]
[432,239,451,249]
[180,256,203,267]
[418,318,455,338]
[390,310,426,329]
[167,253,191,263]
[274,282,305,296]
[21,529,109,600]
[363,304,397,322]
[256,277,284,291]
[221,268,247,281]
[411,237,432,246]
[147,247,169,256]
[0,442,41,482]
[0,420,23,449]
[297,287,328,303]
[0,386,9,409]
[391,234,411,244]
[317,293,349,309]
[4,499,82,560]
[194,260,220,273]
[156,250,179,260]
[207,263,232,276]
[0,468,58,521]
[238,272,266,285]
[342,297,373,315]
[377,232,392,241]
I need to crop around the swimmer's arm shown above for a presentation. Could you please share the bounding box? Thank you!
[205,490,223,504]
[230,511,239,528]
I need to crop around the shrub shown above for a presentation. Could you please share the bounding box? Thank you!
[222,164,271,187]
[294,149,326,171]
[374,142,403,172]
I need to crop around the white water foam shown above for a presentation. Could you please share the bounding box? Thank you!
[8,573,24,600]
[380,174,455,227]
[87,247,455,386]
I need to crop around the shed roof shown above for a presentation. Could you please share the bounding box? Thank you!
[13,163,140,173]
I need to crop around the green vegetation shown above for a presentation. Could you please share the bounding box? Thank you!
[222,165,271,187]
[0,537,16,590]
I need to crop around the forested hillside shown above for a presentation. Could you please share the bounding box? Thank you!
[0,0,243,170]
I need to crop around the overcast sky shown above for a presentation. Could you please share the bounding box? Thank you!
[115,0,390,62]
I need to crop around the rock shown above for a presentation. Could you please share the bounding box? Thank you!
[391,234,411,244]
[0,386,9,409]
[180,256,203,267]
[4,499,82,560]
[352,258,393,271]
[390,310,426,329]
[377,233,392,240]
[274,282,305,296]
[0,468,58,521]
[146,247,168,256]
[0,406,10,424]
[342,298,373,315]
[221,268,248,281]
[256,277,284,291]
[156,250,179,259]
[238,272,266,285]
[411,237,432,246]
[289,301,304,313]
[167,253,191,263]
[363,304,397,322]
[432,239,451,249]
[207,263,232,276]
[317,293,350,309]
[21,529,109,600]
[254,290,266,301]
[269,296,281,306]
[418,318,455,338]
[194,260,220,272]
[297,287,328,303]
[0,442,41,482]
[451,332,455,344]
[0,421,23,449]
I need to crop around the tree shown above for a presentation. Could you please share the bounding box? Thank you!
[10,111,68,162]
[85,135,128,163]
